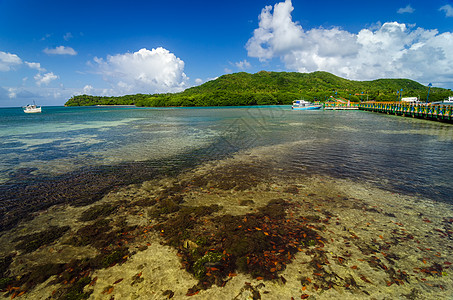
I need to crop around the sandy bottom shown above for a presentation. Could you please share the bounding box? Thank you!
[1,143,452,300]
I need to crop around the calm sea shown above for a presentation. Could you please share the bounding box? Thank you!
[1,105,452,229]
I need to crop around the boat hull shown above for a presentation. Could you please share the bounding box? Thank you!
[23,107,42,113]
[23,104,42,113]
[292,105,322,110]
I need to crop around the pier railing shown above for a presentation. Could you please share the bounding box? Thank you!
[323,103,359,110]
[358,102,453,122]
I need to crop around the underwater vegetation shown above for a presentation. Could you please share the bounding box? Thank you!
[1,160,452,299]
[14,226,70,253]
[78,204,118,222]
[0,160,164,232]
[1,210,137,299]
[154,198,328,295]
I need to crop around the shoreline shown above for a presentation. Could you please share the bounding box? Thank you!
[95,105,137,107]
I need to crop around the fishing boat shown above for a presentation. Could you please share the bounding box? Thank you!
[292,100,322,110]
[23,103,42,113]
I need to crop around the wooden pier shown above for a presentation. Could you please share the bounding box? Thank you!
[358,102,453,123]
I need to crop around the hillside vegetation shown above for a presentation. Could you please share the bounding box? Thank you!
[65,71,452,107]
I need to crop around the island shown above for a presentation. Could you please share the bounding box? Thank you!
[65,71,452,107]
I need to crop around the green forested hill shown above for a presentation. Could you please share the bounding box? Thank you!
[64,71,451,107]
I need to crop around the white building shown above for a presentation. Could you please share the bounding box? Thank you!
[401,97,419,103]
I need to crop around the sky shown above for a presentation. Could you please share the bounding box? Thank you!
[1,0,453,107]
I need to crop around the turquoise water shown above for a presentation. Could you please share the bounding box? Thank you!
[1,105,453,229]
[0,106,223,180]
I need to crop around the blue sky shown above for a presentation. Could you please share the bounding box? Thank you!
[1,0,453,106]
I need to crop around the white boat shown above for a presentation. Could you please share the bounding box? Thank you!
[445,96,453,103]
[432,97,453,105]
[292,100,322,110]
[23,103,42,113]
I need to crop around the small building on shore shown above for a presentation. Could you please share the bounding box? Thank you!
[401,97,419,103]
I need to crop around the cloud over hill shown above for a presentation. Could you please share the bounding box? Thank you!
[247,0,453,87]
[93,48,189,95]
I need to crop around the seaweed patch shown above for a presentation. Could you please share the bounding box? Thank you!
[155,198,328,295]
[14,226,70,253]
[1,156,452,299]
[79,204,118,222]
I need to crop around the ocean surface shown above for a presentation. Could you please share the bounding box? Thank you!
[1,105,453,299]
[1,105,452,207]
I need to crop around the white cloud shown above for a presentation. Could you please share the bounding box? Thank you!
[7,87,17,98]
[247,0,303,61]
[0,51,22,71]
[247,0,453,87]
[440,4,453,17]
[63,32,73,41]
[82,85,94,94]
[0,87,18,100]
[41,33,52,41]
[43,46,77,55]
[195,78,203,85]
[0,86,36,102]
[93,47,188,94]
[0,52,48,73]
[235,60,251,70]
[398,5,415,14]
[207,76,219,82]
[34,72,58,86]
[0,51,61,105]
[25,61,45,72]
[0,50,51,80]
[1,85,71,107]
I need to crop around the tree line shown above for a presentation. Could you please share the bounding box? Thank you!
[65,71,452,107]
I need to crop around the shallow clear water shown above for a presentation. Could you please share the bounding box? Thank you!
[1,105,453,299]
[1,105,453,204]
